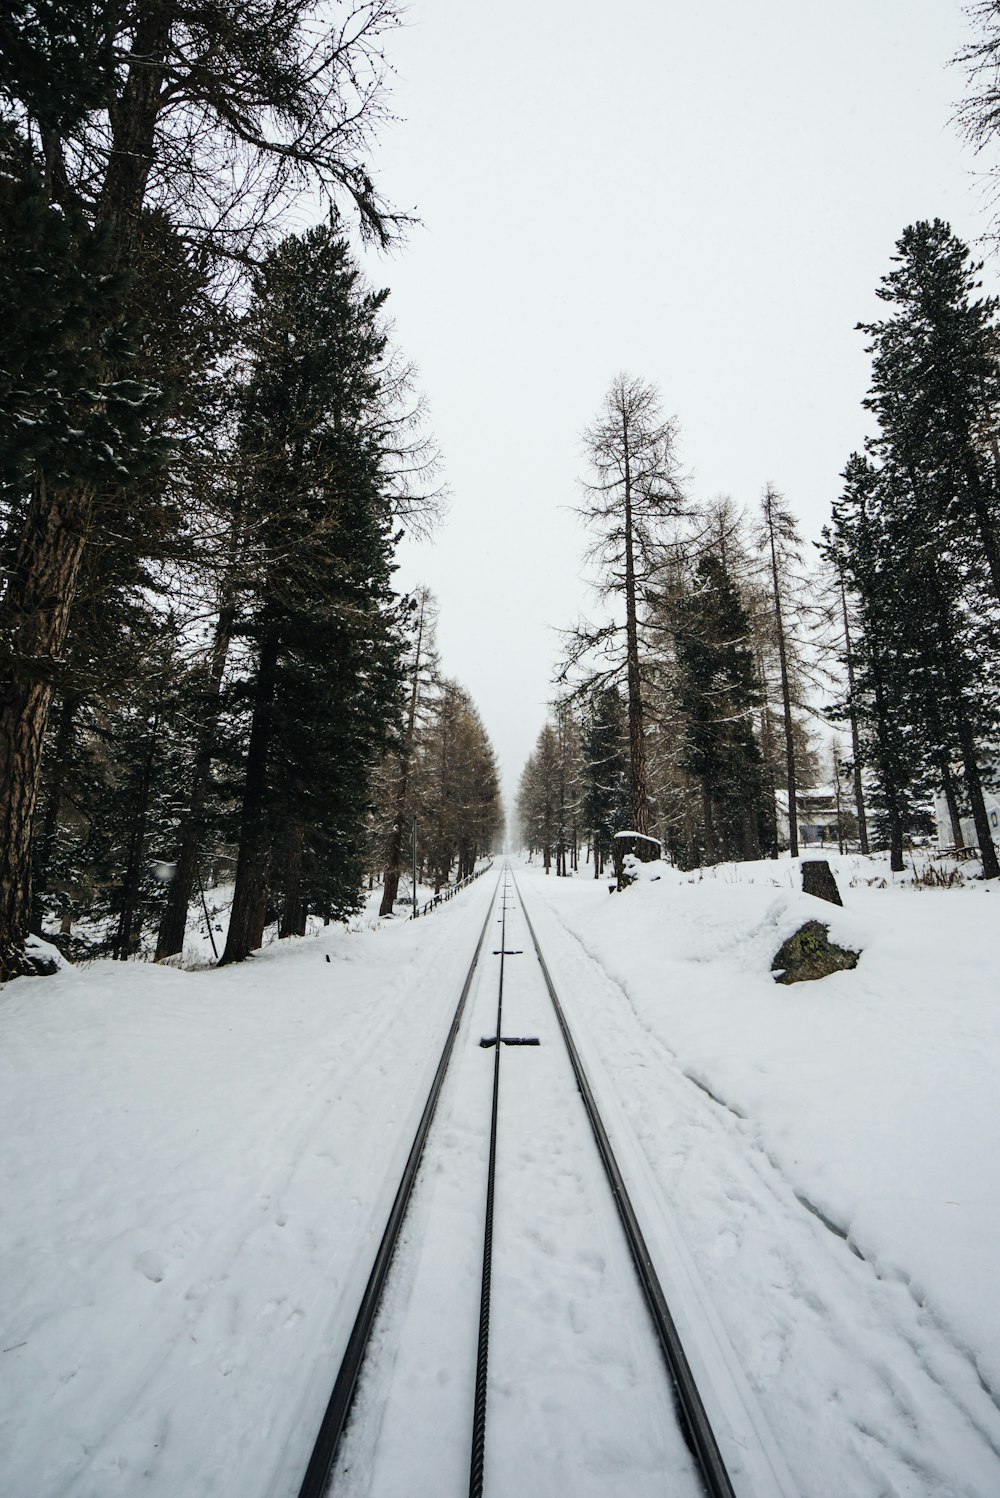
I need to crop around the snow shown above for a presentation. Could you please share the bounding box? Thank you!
[0,886,498,1498]
[332,872,703,1498]
[3,852,1000,1496]
[521,852,1000,1495]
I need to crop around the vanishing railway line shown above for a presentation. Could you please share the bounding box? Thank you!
[297,865,742,1498]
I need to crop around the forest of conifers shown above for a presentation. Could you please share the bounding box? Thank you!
[517,222,1000,881]
[5,5,1000,982]
[0,2,502,980]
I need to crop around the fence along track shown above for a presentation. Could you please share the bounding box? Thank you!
[296,873,500,1498]
[299,864,737,1498]
[412,857,495,919]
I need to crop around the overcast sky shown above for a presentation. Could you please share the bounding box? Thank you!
[351,0,997,803]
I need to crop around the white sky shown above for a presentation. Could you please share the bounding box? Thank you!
[354,0,998,801]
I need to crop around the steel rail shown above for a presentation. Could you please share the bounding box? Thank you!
[296,873,501,1498]
[468,869,509,1498]
[512,872,738,1498]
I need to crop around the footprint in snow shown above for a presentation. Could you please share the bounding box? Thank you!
[136,1250,167,1284]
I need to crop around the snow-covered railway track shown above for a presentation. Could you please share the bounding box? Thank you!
[296,865,738,1498]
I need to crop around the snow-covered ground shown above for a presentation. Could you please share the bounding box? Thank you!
[0,880,498,1498]
[521,851,1000,1496]
[3,852,999,1496]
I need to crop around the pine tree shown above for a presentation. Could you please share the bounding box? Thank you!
[846,221,1000,878]
[377,587,439,916]
[674,552,767,864]
[0,0,406,978]
[859,219,1000,607]
[831,456,937,871]
[517,724,561,873]
[0,133,164,975]
[579,686,629,876]
[219,224,405,962]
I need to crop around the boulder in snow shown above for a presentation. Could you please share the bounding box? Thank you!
[771,919,860,985]
[801,858,843,906]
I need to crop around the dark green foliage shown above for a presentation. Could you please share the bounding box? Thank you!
[220,223,406,959]
[0,1,119,136]
[579,686,629,875]
[675,553,767,863]
[0,0,410,978]
[0,128,164,533]
[833,221,1000,876]
[859,218,1000,606]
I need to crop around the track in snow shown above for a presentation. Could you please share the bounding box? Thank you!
[296,864,741,1498]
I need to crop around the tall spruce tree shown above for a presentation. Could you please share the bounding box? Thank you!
[0,133,165,975]
[860,219,1000,607]
[847,221,1000,878]
[0,0,405,978]
[579,686,629,876]
[830,456,920,872]
[675,552,767,863]
[220,224,404,963]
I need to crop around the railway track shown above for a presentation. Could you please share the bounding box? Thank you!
[296,865,747,1498]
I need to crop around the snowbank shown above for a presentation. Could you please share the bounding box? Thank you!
[0,880,497,1498]
[524,853,1000,1445]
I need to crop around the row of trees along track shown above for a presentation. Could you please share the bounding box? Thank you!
[297,867,739,1498]
[0,3,507,977]
[376,590,504,915]
[542,228,1000,881]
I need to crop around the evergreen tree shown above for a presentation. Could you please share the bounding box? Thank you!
[674,552,767,863]
[220,224,405,962]
[859,219,1000,607]
[517,724,561,873]
[0,0,405,978]
[832,456,945,871]
[377,587,439,916]
[840,220,1000,878]
[0,133,164,975]
[579,686,629,876]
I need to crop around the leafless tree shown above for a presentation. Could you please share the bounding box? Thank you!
[568,374,688,837]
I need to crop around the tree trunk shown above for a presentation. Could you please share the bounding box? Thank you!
[279,820,306,938]
[953,698,1000,879]
[940,760,965,851]
[0,7,180,982]
[112,714,160,960]
[870,666,905,873]
[155,587,235,960]
[765,498,798,856]
[742,803,761,861]
[98,2,174,253]
[219,627,280,964]
[31,692,77,933]
[622,435,650,834]
[838,570,869,855]
[379,599,426,917]
[928,580,1000,879]
[701,778,718,864]
[968,445,1000,609]
[0,477,92,979]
